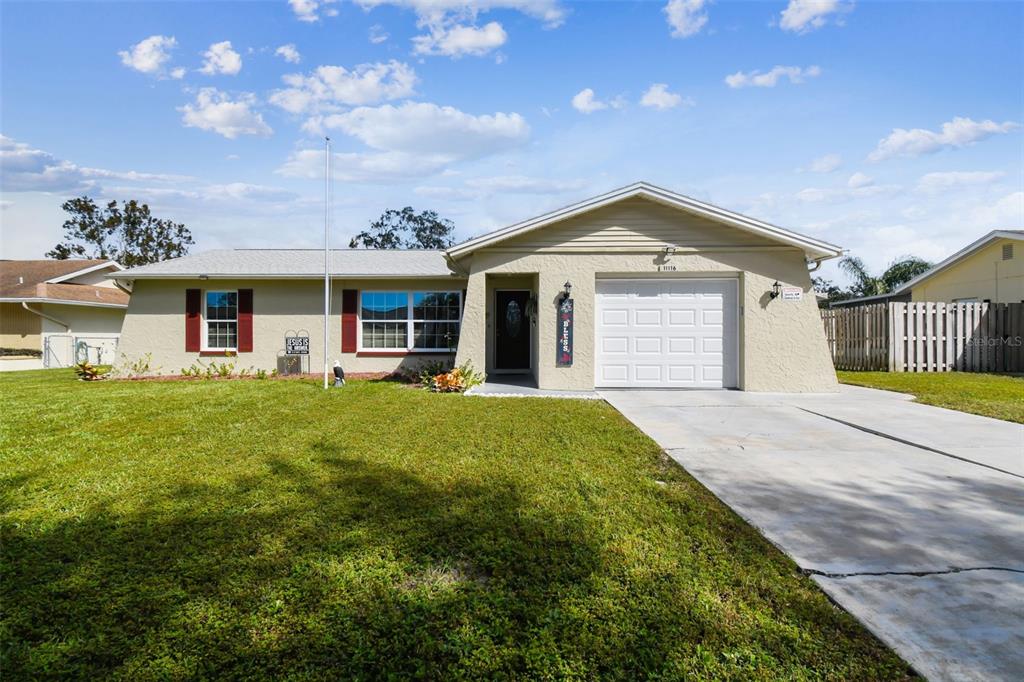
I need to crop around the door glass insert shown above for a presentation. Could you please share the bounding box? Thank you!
[505,300,522,338]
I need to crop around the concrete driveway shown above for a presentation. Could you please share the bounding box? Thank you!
[600,386,1024,682]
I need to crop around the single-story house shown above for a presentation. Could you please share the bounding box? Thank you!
[833,230,1023,308]
[0,259,129,370]
[115,182,843,391]
[895,230,1023,304]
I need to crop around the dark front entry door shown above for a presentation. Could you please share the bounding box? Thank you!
[495,290,530,370]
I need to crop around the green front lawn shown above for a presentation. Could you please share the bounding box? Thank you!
[1,370,909,679]
[838,371,1024,424]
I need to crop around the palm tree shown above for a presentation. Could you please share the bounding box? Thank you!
[838,255,932,298]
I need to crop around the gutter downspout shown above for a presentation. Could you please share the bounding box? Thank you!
[21,301,69,330]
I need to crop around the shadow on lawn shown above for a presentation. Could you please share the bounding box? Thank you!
[1,444,605,678]
[2,438,915,679]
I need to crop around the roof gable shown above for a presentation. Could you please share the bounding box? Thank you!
[893,230,1024,295]
[446,182,843,260]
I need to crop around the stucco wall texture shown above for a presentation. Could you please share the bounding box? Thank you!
[453,248,837,392]
[116,278,465,376]
[118,199,838,391]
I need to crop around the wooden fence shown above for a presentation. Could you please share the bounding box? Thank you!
[821,302,1024,372]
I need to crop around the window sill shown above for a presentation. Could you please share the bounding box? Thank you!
[199,350,238,357]
[356,350,452,357]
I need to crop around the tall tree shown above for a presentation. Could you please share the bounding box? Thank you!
[837,255,933,299]
[349,207,455,249]
[47,197,194,267]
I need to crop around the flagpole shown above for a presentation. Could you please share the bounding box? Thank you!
[323,136,331,390]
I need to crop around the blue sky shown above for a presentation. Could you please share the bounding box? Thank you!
[2,0,1021,284]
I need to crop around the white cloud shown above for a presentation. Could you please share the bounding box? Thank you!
[847,171,873,188]
[571,88,606,113]
[664,0,708,38]
[290,0,338,22]
[355,0,565,58]
[321,102,529,158]
[269,60,417,114]
[968,191,1024,229]
[277,149,450,182]
[796,181,897,204]
[179,89,273,139]
[868,117,1020,162]
[275,44,302,64]
[916,171,1006,194]
[170,67,186,80]
[804,153,842,173]
[640,83,690,110]
[279,102,530,182]
[118,35,179,77]
[0,135,192,194]
[779,0,852,33]
[413,21,508,57]
[725,65,821,88]
[369,24,389,44]
[199,41,242,76]
[354,0,567,29]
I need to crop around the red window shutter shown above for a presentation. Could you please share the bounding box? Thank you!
[238,289,253,352]
[342,289,358,353]
[185,289,201,352]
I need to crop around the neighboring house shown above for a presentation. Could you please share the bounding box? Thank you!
[115,182,843,391]
[0,259,129,370]
[894,230,1023,304]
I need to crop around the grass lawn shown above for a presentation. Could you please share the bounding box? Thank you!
[837,371,1024,424]
[1,370,910,679]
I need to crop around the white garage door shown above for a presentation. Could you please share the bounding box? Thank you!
[595,279,738,388]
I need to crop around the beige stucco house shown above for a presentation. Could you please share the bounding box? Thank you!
[115,182,843,391]
[895,230,1023,304]
[0,259,129,370]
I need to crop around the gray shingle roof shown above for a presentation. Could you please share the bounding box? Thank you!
[117,249,457,279]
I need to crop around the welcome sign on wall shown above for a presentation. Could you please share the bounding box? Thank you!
[557,298,573,366]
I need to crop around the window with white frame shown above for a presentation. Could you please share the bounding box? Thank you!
[360,290,461,351]
[205,290,238,349]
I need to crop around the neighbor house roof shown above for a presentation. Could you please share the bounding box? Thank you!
[446,181,845,260]
[891,229,1024,296]
[116,249,457,279]
[0,259,128,308]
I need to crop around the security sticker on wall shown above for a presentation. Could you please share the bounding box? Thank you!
[781,287,802,301]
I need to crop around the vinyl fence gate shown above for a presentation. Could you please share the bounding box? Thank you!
[821,302,1024,372]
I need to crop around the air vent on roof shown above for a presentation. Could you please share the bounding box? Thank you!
[1003,243,1014,260]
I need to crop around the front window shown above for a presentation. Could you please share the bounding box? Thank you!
[205,291,237,349]
[360,290,461,351]
[413,292,461,350]
[361,291,409,349]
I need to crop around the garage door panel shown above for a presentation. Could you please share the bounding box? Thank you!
[633,309,662,326]
[600,365,628,382]
[668,365,696,382]
[602,309,628,326]
[702,309,723,326]
[633,365,662,382]
[702,337,723,353]
[668,309,695,326]
[596,279,737,389]
[633,337,662,354]
[602,336,628,354]
[668,337,695,354]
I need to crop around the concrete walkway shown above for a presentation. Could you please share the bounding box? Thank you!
[600,386,1024,681]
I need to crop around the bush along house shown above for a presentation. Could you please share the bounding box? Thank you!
[114,182,843,391]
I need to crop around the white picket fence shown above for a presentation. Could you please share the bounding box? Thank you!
[821,302,1024,372]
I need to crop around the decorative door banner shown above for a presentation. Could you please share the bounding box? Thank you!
[557,298,573,366]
